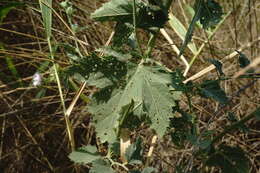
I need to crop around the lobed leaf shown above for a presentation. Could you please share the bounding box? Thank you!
[88,63,182,143]
[168,13,197,55]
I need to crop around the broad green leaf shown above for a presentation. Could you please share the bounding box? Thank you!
[90,159,115,173]
[0,2,24,24]
[207,58,224,76]
[168,13,197,55]
[199,80,228,104]
[91,0,170,31]
[125,137,143,164]
[91,0,133,22]
[88,63,182,143]
[236,50,250,68]
[39,0,52,38]
[206,145,250,173]
[68,146,100,164]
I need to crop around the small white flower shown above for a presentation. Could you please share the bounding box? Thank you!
[32,72,42,87]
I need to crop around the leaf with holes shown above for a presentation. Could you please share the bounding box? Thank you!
[88,63,182,143]
[65,54,127,89]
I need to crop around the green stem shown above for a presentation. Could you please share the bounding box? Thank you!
[105,155,129,171]
[145,33,157,59]
[132,0,143,56]
[47,37,75,150]
[211,107,260,145]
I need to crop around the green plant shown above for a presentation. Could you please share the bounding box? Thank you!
[54,0,259,172]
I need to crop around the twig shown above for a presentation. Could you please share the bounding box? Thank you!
[184,36,260,83]
[160,29,189,75]
[145,135,158,166]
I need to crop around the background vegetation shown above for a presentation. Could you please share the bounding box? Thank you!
[0,0,259,172]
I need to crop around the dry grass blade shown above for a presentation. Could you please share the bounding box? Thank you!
[184,36,260,83]
[160,28,189,75]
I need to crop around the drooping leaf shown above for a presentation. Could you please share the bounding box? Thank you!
[69,146,100,164]
[125,137,143,164]
[0,1,24,24]
[236,50,250,68]
[178,0,223,58]
[88,63,182,143]
[206,145,250,173]
[168,13,197,54]
[39,0,52,38]
[90,159,115,173]
[207,58,224,76]
[178,0,203,58]
[199,80,228,104]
